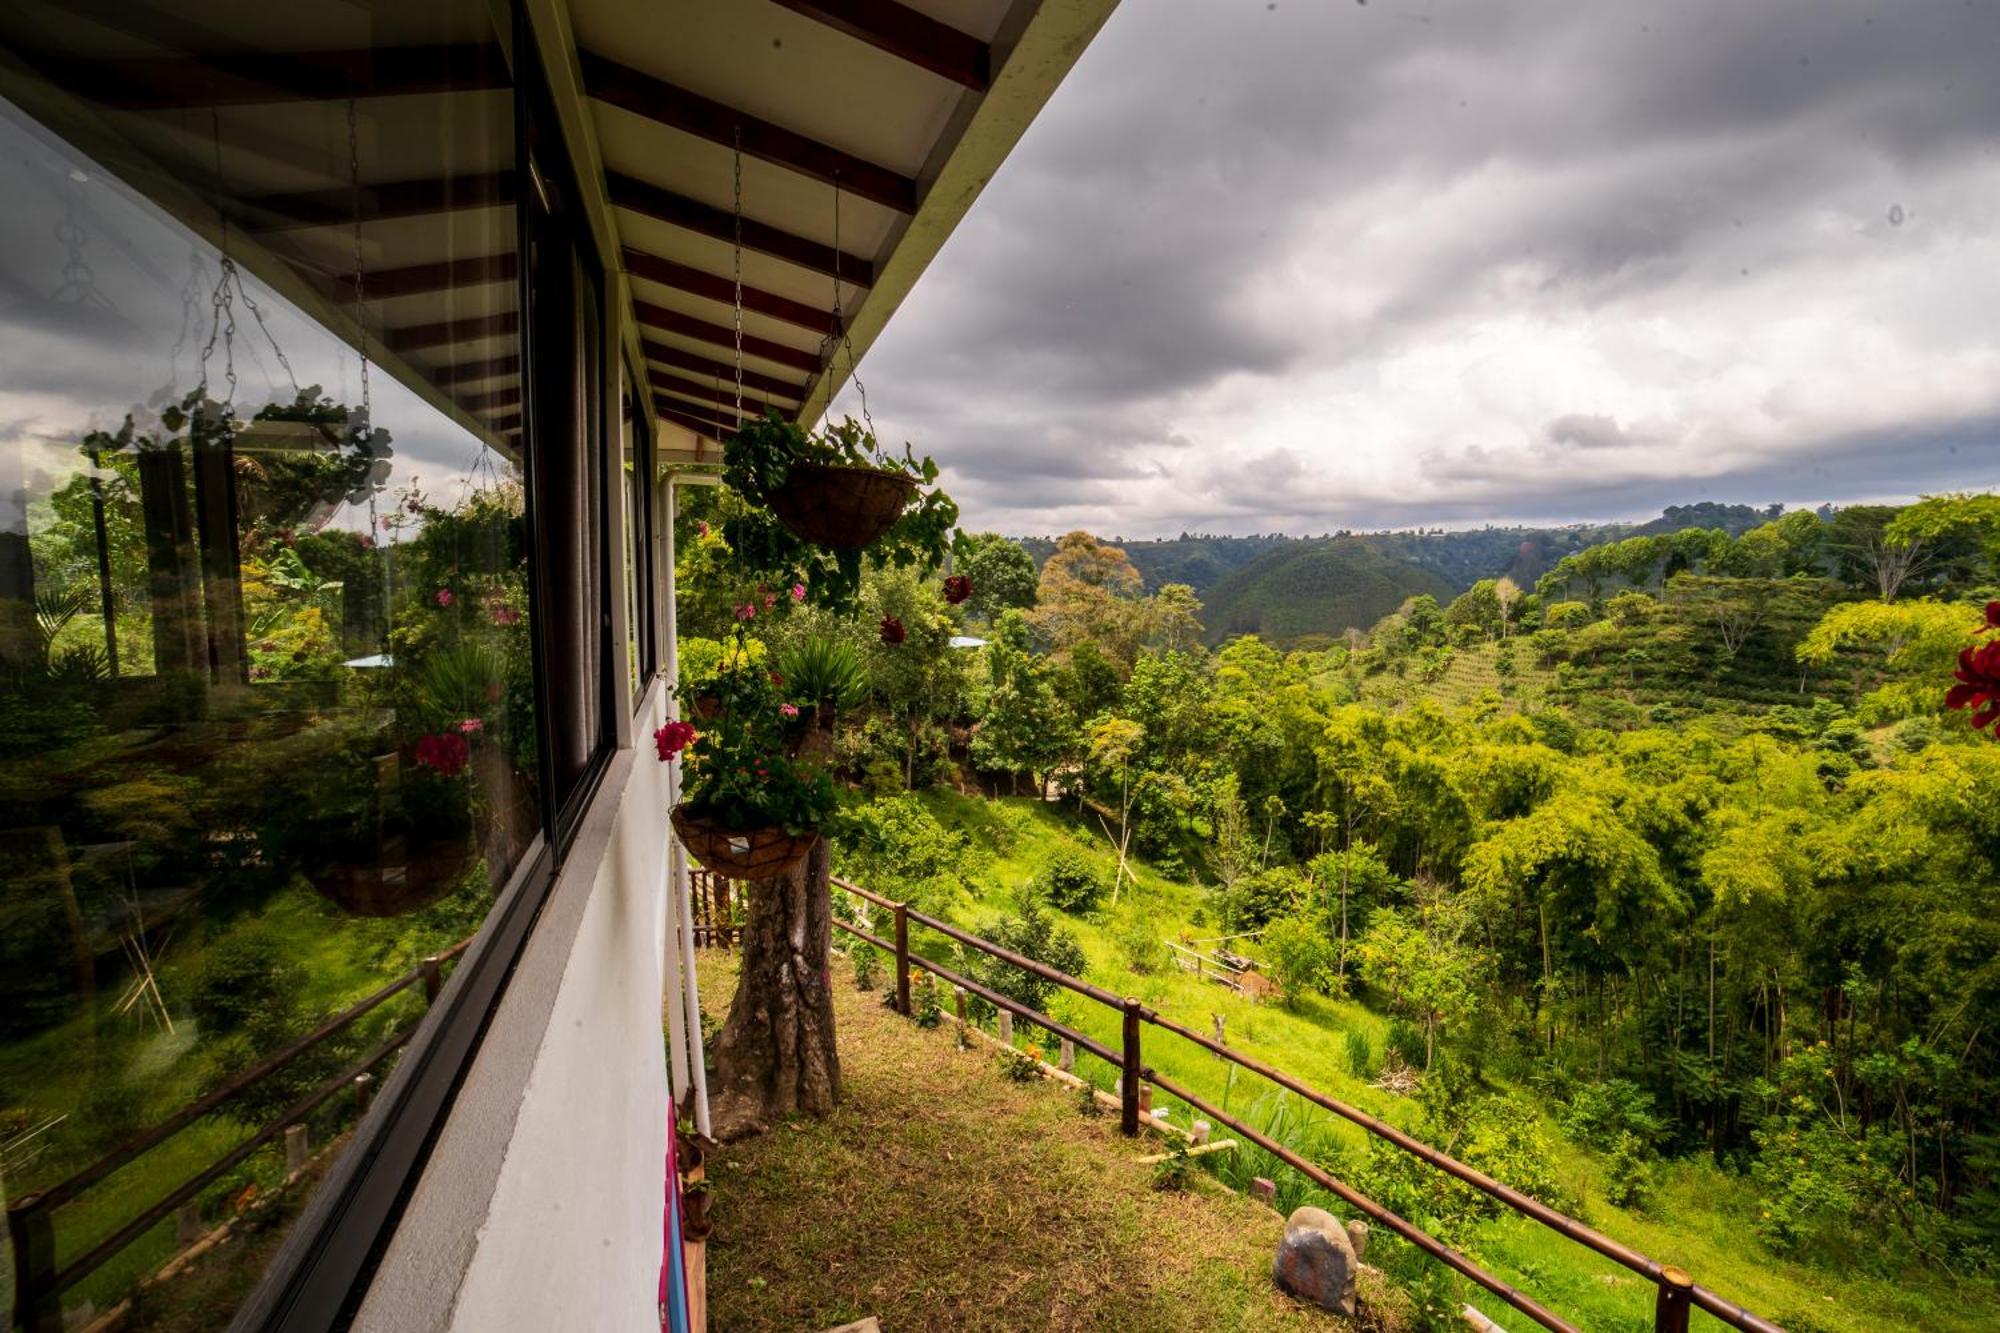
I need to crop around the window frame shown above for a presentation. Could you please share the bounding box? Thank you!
[234,10,630,1327]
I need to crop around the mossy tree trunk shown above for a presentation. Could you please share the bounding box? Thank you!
[708,837,841,1140]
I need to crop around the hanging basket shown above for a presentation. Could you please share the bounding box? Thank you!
[671,805,818,881]
[766,462,915,549]
[310,834,478,918]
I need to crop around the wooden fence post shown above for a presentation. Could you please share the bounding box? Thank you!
[284,1124,309,1174]
[174,1201,204,1246]
[1059,1039,1074,1072]
[953,986,967,1027]
[353,1071,376,1117]
[7,1192,61,1333]
[1652,1266,1693,1333]
[997,1011,1013,1046]
[419,955,443,1004]
[893,902,911,1018]
[1120,998,1142,1137]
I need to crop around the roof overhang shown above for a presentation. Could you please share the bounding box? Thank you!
[529,0,1120,466]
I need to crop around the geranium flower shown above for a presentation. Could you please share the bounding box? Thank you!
[761,591,777,612]
[1986,600,2000,630]
[780,703,800,718]
[413,732,470,777]
[697,520,710,538]
[790,583,806,602]
[654,720,699,761]
[769,671,784,687]
[942,574,973,605]
[735,602,757,621]
[879,615,906,645]
[454,718,485,735]
[1947,639,2000,733]
[492,602,521,626]
[435,587,455,608]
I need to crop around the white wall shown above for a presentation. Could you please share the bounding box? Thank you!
[355,683,675,1333]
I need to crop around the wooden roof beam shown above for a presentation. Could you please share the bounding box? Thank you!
[653,398,749,438]
[431,353,522,385]
[621,248,830,334]
[35,44,507,110]
[385,310,519,353]
[647,371,789,419]
[606,172,872,286]
[580,52,915,213]
[245,171,514,231]
[769,0,991,92]
[641,341,806,403]
[631,299,822,375]
[328,253,519,302]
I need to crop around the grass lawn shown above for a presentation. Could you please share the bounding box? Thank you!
[829,791,1996,1333]
[698,952,1411,1333]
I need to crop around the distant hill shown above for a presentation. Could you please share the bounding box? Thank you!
[1013,504,1780,645]
[1201,537,1454,644]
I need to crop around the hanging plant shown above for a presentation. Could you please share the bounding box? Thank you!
[661,639,838,880]
[719,413,957,615]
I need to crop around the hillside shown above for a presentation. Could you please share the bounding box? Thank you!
[1015,505,1782,644]
[1201,538,1455,645]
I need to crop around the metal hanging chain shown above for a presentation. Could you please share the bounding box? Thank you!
[828,172,875,438]
[197,109,296,411]
[731,128,745,421]
[347,97,384,537]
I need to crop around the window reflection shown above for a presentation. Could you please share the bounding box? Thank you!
[0,2,530,1323]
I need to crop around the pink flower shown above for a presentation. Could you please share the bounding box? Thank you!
[654,720,699,761]
[697,521,711,538]
[454,718,485,735]
[781,703,800,718]
[413,732,470,777]
[435,588,455,608]
[761,591,777,612]
[790,583,806,602]
[492,605,521,626]
[735,602,757,621]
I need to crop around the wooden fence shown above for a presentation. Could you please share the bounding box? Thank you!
[6,938,473,1333]
[826,876,1780,1333]
[687,870,744,949]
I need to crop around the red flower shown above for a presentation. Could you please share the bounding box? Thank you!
[942,574,973,605]
[413,732,470,777]
[879,615,907,646]
[1985,601,2000,630]
[768,671,784,687]
[435,587,455,608]
[1946,639,2000,733]
[654,720,699,761]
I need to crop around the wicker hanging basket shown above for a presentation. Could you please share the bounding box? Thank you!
[671,804,818,881]
[310,834,478,918]
[766,461,915,549]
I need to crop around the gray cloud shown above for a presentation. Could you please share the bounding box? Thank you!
[834,0,2000,537]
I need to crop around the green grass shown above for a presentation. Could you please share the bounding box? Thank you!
[0,879,468,1316]
[853,791,1994,1333]
[697,952,1408,1332]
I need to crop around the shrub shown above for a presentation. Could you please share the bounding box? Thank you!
[976,900,1087,1014]
[1605,1132,1654,1210]
[1215,865,1308,931]
[1261,913,1337,1006]
[1344,1029,1374,1080]
[1032,846,1106,914]
[1384,1020,1428,1072]
[850,943,882,991]
[1152,1135,1198,1192]
[910,973,943,1029]
[1115,917,1171,976]
[191,927,303,1038]
[1561,1078,1666,1152]
[1077,1078,1106,1119]
[998,1045,1041,1083]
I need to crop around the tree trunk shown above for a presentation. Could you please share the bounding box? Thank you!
[708,838,841,1140]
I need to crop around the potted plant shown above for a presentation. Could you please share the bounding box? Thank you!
[725,413,938,549]
[662,642,837,881]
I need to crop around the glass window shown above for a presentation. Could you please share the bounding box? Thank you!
[621,375,656,702]
[0,3,531,1326]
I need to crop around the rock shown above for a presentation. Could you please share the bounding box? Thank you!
[1273,1206,1360,1316]
[1345,1218,1369,1260]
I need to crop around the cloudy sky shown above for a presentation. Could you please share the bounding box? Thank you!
[831,0,2000,539]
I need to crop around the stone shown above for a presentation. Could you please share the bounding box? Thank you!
[1345,1218,1369,1261]
[1250,1176,1277,1204]
[1273,1206,1360,1316]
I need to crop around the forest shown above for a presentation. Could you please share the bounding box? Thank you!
[678,489,2000,1330]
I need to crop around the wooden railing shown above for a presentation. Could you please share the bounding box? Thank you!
[827,876,1782,1333]
[688,869,744,949]
[6,938,472,1333]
